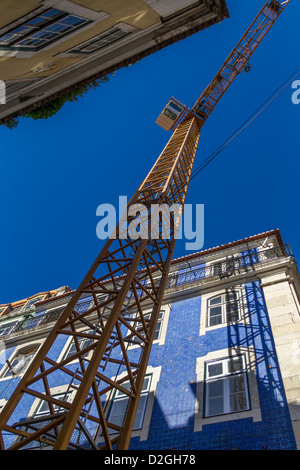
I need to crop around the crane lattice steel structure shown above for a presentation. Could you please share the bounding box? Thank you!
[0,0,291,450]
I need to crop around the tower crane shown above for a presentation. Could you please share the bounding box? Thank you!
[0,0,291,450]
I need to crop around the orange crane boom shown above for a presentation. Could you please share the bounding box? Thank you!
[0,0,291,451]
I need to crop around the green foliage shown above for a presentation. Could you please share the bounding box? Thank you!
[0,74,111,129]
[2,117,19,129]
[23,78,107,121]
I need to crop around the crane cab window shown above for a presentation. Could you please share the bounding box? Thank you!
[168,101,182,113]
[164,108,177,120]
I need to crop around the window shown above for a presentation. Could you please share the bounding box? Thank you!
[207,291,240,327]
[204,356,250,417]
[131,311,164,345]
[35,392,73,417]
[0,8,89,51]
[63,329,94,361]
[164,108,177,120]
[169,101,182,113]
[0,320,19,337]
[1,346,38,378]
[22,296,44,311]
[107,375,151,432]
[70,27,129,54]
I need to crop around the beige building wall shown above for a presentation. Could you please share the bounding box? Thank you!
[0,0,229,122]
[261,267,300,449]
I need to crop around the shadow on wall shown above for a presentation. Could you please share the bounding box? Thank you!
[128,281,297,450]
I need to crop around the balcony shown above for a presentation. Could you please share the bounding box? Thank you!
[165,244,292,290]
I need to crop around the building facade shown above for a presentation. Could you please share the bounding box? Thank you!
[0,229,300,450]
[0,0,229,125]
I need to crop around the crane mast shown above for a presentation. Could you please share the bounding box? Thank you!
[0,0,291,451]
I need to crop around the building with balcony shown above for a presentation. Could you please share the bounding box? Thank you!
[0,228,300,450]
[0,0,229,125]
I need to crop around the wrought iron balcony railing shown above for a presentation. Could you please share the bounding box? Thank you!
[165,244,292,289]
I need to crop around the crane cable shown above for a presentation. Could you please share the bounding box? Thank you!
[188,67,300,185]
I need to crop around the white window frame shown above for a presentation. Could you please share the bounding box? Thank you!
[97,365,161,444]
[0,398,6,413]
[106,374,152,433]
[128,304,170,349]
[34,391,73,417]
[0,318,20,337]
[27,384,74,419]
[0,341,42,381]
[204,355,250,418]
[195,348,262,431]
[207,290,240,327]
[200,286,248,336]
[20,384,75,449]
[58,326,95,365]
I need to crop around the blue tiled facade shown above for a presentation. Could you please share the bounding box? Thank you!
[129,281,296,450]
[0,244,298,450]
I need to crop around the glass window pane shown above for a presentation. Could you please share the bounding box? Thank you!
[158,311,164,320]
[134,394,147,429]
[207,379,223,398]
[209,314,222,326]
[226,303,239,322]
[208,397,223,416]
[209,306,222,326]
[230,392,248,412]
[164,108,177,120]
[209,296,222,306]
[228,357,244,373]
[207,362,223,377]
[109,397,128,427]
[37,399,50,415]
[226,291,238,301]
[229,375,246,393]
[209,306,222,317]
[142,376,151,392]
[43,9,64,19]
[169,102,182,113]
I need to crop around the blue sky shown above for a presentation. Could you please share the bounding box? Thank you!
[0,0,299,304]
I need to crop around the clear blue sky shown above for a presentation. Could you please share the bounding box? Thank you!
[0,0,299,304]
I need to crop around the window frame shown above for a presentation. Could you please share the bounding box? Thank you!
[0,343,41,380]
[96,365,161,444]
[21,295,45,312]
[34,391,73,417]
[106,374,152,434]
[195,348,262,431]
[207,290,240,327]
[127,305,170,349]
[62,327,95,364]
[70,26,130,54]
[0,8,90,52]
[203,355,251,418]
